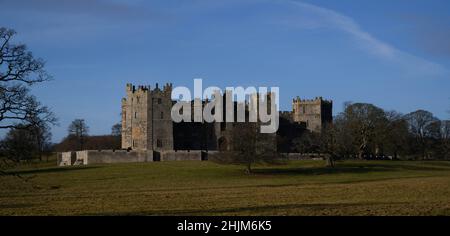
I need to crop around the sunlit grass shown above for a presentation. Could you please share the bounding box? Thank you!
[1,160,449,215]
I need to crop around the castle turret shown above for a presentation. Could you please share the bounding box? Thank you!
[121,83,173,150]
[292,96,332,132]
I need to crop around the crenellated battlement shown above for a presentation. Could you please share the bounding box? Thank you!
[126,83,173,95]
[163,82,173,92]
[126,83,150,93]
[293,96,332,104]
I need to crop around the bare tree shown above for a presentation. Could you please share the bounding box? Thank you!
[30,121,53,161]
[0,27,54,130]
[440,120,450,159]
[0,121,53,181]
[382,111,409,159]
[216,122,278,174]
[55,135,120,152]
[111,122,121,136]
[292,132,316,154]
[404,110,439,159]
[342,103,387,159]
[0,124,37,163]
[428,120,450,159]
[440,120,450,140]
[317,123,338,167]
[68,119,89,150]
[332,114,357,159]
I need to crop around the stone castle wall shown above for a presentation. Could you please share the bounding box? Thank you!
[57,150,220,166]
[58,152,76,166]
[57,150,323,166]
[160,150,202,161]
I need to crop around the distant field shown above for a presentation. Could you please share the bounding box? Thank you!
[1,160,450,215]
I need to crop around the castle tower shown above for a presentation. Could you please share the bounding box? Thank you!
[121,83,173,150]
[149,83,174,151]
[292,96,332,133]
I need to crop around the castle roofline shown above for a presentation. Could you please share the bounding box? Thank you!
[293,96,332,104]
[126,82,173,94]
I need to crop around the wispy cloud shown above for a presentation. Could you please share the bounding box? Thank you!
[288,1,448,77]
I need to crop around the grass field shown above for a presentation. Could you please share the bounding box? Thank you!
[1,160,450,216]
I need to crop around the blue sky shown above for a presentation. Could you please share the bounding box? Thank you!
[1,0,450,142]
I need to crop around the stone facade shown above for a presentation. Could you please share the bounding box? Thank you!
[121,84,280,152]
[292,96,332,133]
[122,83,332,151]
[121,83,173,151]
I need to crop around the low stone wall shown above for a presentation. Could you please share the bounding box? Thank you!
[75,151,88,165]
[58,150,324,166]
[57,150,153,166]
[205,151,220,160]
[160,150,203,161]
[83,150,152,164]
[58,152,76,166]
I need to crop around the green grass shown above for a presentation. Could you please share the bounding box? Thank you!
[1,160,450,215]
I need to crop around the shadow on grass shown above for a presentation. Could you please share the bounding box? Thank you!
[5,166,102,175]
[341,162,450,172]
[93,201,408,216]
[251,166,388,176]
[251,162,450,176]
[420,161,450,168]
[0,203,37,209]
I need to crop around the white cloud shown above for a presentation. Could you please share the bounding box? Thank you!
[289,1,448,77]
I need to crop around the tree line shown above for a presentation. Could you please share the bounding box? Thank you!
[0,27,57,171]
[1,117,121,161]
[54,119,121,152]
[292,103,450,161]
[228,103,450,173]
[0,27,121,169]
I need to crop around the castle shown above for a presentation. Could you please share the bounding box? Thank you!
[121,83,332,152]
[57,83,332,166]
